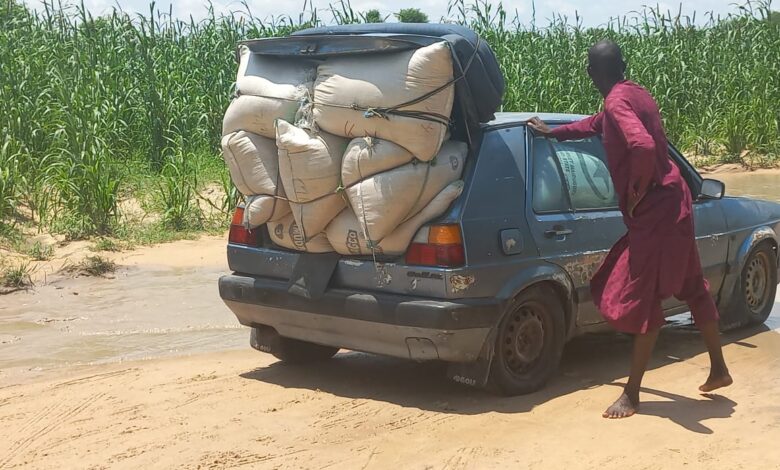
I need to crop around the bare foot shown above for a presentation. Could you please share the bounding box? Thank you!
[602,393,638,419]
[699,372,733,393]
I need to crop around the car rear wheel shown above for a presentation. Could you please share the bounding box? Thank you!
[488,285,566,396]
[251,326,339,364]
[734,243,777,326]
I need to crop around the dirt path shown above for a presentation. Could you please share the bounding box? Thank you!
[1,316,779,469]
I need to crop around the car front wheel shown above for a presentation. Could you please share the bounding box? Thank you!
[488,284,566,396]
[736,243,778,325]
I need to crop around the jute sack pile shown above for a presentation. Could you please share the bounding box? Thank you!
[221,42,467,254]
[312,41,454,161]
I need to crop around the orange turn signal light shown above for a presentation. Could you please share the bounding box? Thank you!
[428,224,462,245]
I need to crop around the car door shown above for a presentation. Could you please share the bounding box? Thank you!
[524,129,627,326]
[667,145,730,298]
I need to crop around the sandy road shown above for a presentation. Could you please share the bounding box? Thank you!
[2,171,780,469]
[1,317,779,469]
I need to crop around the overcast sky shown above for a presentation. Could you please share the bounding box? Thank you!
[31,0,755,27]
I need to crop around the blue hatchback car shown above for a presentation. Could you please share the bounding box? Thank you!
[220,112,780,395]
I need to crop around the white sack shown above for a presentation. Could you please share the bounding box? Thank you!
[313,41,454,161]
[552,144,617,209]
[222,47,316,139]
[342,137,415,187]
[346,140,467,243]
[276,120,348,204]
[235,45,316,99]
[327,180,465,256]
[221,131,280,196]
[243,194,291,229]
[289,193,347,242]
[268,214,333,253]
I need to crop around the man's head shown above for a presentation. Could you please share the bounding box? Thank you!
[587,39,626,96]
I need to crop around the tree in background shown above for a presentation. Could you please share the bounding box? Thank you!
[362,9,385,23]
[396,8,428,23]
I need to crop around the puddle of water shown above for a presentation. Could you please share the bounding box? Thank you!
[0,264,246,373]
[716,172,780,203]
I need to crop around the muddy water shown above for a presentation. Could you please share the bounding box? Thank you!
[0,263,245,378]
[717,172,780,203]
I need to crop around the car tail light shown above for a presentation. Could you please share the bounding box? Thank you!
[405,224,465,268]
[228,207,259,246]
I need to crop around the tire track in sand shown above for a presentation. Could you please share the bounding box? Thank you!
[0,392,107,468]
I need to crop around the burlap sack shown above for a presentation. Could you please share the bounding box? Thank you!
[275,120,348,204]
[341,137,415,187]
[345,140,467,244]
[313,41,454,161]
[268,214,333,253]
[221,130,279,196]
[326,181,465,256]
[222,47,316,139]
[243,194,291,229]
[289,193,347,242]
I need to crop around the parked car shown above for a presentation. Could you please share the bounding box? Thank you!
[220,112,780,395]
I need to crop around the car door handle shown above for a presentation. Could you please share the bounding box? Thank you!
[545,226,573,238]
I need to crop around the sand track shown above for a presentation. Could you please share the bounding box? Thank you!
[0,321,779,469]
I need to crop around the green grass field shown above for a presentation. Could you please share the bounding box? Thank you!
[1,0,778,243]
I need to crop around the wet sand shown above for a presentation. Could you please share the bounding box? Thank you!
[1,174,780,468]
[0,314,779,469]
[715,169,780,203]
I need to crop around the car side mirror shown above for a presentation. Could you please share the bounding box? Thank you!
[700,178,725,200]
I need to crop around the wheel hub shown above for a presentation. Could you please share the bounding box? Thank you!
[745,252,770,312]
[501,307,545,373]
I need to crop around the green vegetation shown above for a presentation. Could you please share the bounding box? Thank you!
[62,255,117,277]
[79,256,117,277]
[27,241,54,261]
[91,238,121,252]
[1,0,778,245]
[363,9,385,23]
[1,260,34,290]
[396,8,429,23]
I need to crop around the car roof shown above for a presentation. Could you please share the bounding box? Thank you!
[483,112,588,128]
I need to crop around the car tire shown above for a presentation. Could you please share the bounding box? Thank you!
[251,326,339,364]
[488,284,566,396]
[272,337,339,364]
[729,242,778,327]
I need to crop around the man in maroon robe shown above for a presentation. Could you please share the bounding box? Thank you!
[529,40,732,418]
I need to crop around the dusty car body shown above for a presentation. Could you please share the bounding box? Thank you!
[220,112,780,395]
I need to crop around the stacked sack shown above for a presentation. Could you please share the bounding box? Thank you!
[221,46,314,229]
[222,41,468,255]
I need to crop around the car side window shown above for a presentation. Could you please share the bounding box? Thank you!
[550,138,618,211]
[532,136,570,213]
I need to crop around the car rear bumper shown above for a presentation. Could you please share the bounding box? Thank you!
[219,274,502,362]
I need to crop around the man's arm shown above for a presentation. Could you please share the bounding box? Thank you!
[528,113,604,141]
[604,97,656,216]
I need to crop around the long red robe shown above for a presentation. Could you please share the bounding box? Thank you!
[550,80,719,334]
